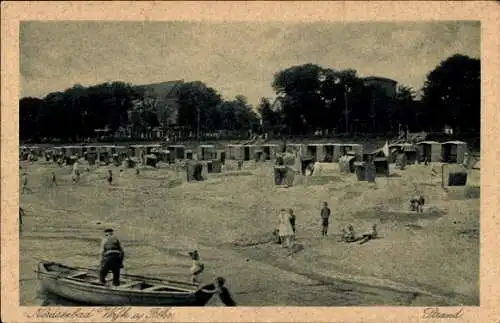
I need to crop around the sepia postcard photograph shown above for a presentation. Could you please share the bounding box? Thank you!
[2,1,499,323]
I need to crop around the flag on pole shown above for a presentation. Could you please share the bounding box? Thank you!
[382,140,390,157]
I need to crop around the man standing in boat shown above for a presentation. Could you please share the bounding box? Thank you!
[99,228,124,286]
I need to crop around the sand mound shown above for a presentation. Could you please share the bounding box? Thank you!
[304,175,343,186]
[214,171,254,177]
[426,206,448,217]
[405,223,424,230]
[458,227,479,239]
[159,178,185,189]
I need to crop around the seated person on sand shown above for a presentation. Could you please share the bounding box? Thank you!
[340,224,357,243]
[309,162,315,176]
[359,224,378,245]
[341,224,378,244]
[410,195,425,213]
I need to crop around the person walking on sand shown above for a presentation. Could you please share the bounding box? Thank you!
[19,207,25,226]
[320,202,331,237]
[288,209,296,236]
[72,160,81,184]
[107,169,113,185]
[99,228,124,286]
[278,208,294,248]
[50,171,57,187]
[21,172,29,194]
[72,169,81,184]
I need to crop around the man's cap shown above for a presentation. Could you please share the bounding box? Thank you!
[104,228,114,233]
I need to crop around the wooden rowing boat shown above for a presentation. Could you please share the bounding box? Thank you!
[36,261,216,306]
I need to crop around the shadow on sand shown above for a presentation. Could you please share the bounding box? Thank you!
[353,208,447,222]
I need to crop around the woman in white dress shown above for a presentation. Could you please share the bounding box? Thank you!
[278,209,294,248]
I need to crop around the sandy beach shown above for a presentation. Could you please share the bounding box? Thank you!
[19,158,479,306]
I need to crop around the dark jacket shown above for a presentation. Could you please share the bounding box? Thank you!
[100,235,124,259]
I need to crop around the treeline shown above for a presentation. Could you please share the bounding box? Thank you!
[19,53,480,142]
[260,53,480,136]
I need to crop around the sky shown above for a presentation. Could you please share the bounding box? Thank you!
[20,21,480,106]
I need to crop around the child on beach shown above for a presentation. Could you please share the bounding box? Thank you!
[51,172,57,187]
[278,209,294,248]
[21,172,30,194]
[320,202,331,237]
[189,250,205,284]
[19,207,25,226]
[107,170,113,185]
[288,209,297,240]
[288,209,296,236]
[359,224,378,245]
[341,224,356,242]
[72,169,80,184]
[410,195,425,213]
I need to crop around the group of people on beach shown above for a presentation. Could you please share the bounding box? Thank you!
[98,228,236,306]
[275,201,379,250]
[21,142,387,306]
[21,159,236,306]
[340,224,378,245]
[22,164,116,193]
[276,201,332,245]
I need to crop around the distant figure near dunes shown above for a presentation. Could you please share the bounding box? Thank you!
[51,171,57,187]
[21,172,30,194]
[320,202,331,237]
[288,209,296,235]
[107,170,113,185]
[19,207,25,226]
[278,209,294,248]
[410,195,425,213]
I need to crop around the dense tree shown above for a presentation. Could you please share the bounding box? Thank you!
[218,95,260,133]
[176,81,223,138]
[129,96,160,138]
[272,63,326,134]
[393,85,417,132]
[257,97,282,135]
[19,82,140,141]
[421,54,480,133]
[19,97,43,140]
[19,53,479,143]
[273,65,379,134]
